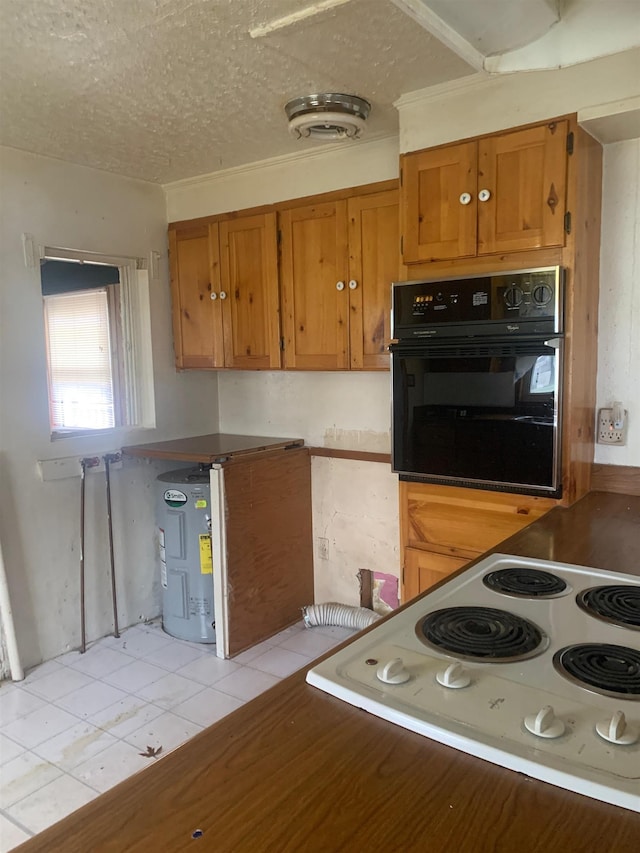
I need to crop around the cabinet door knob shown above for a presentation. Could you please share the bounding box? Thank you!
[478,189,491,202]
[210,292,218,300]
[219,291,227,300]
[459,192,472,205]
[348,279,358,290]
[336,281,345,291]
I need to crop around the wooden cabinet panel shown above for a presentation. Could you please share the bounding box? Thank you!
[280,200,350,370]
[223,448,313,656]
[169,223,223,368]
[478,121,568,254]
[404,547,471,602]
[219,213,281,369]
[347,189,399,369]
[402,142,477,263]
[403,482,556,556]
[401,120,569,264]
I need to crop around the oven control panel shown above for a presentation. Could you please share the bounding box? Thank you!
[392,266,563,340]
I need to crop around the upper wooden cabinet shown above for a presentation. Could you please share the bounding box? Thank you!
[279,199,350,370]
[169,212,281,370]
[401,120,569,263]
[280,188,399,370]
[169,222,221,369]
[218,213,281,370]
[348,189,400,370]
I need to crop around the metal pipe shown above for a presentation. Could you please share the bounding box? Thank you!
[103,454,120,638]
[79,458,87,653]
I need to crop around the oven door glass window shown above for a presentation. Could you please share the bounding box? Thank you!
[392,344,561,492]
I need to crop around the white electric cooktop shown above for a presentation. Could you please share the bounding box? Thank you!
[306,553,640,813]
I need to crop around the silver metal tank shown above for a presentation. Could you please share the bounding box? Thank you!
[156,467,215,643]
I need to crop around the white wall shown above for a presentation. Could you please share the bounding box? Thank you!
[312,458,399,607]
[0,147,219,672]
[594,139,640,465]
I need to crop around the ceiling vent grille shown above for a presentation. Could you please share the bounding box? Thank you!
[285,93,371,140]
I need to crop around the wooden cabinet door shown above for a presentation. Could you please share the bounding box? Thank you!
[403,547,470,602]
[169,223,223,368]
[219,213,281,370]
[280,200,349,369]
[401,141,477,263]
[348,189,399,370]
[477,120,568,254]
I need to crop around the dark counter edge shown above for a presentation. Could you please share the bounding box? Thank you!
[15,491,640,852]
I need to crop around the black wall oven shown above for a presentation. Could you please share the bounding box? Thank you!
[390,267,564,498]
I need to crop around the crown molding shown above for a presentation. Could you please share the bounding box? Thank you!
[394,72,491,110]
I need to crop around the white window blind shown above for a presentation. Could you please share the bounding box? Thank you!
[43,288,116,430]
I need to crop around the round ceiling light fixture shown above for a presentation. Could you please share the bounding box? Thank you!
[285,93,371,141]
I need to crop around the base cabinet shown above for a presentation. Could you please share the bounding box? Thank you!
[400,482,556,601]
[403,548,470,602]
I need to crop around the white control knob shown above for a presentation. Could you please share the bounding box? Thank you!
[478,189,491,202]
[596,711,639,745]
[336,281,345,291]
[376,657,410,685]
[348,279,358,290]
[219,291,227,300]
[436,662,471,689]
[459,192,472,206]
[210,292,218,300]
[524,705,565,739]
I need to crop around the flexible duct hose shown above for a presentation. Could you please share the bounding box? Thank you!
[302,603,380,631]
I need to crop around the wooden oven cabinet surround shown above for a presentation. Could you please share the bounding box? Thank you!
[168,182,399,372]
[399,115,603,601]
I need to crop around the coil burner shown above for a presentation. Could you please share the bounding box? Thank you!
[483,567,568,598]
[576,585,640,629]
[416,606,547,662]
[553,643,640,699]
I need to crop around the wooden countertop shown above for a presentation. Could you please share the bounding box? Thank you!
[122,433,304,463]
[17,492,640,852]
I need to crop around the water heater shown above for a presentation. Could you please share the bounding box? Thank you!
[156,467,215,643]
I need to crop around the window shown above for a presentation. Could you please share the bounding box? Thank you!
[40,249,155,438]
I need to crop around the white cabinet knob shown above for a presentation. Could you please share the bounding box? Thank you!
[336,281,345,291]
[376,657,410,685]
[210,292,217,300]
[459,192,472,206]
[348,279,358,290]
[478,189,491,202]
[524,705,565,739]
[219,291,227,300]
[596,711,638,745]
[436,661,471,689]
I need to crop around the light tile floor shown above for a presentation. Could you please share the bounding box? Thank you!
[0,619,354,850]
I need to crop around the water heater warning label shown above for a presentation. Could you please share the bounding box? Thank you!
[199,534,213,575]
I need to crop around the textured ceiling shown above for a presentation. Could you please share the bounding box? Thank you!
[0,0,475,183]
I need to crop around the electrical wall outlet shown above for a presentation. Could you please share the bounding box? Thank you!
[597,407,628,445]
[317,537,329,560]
